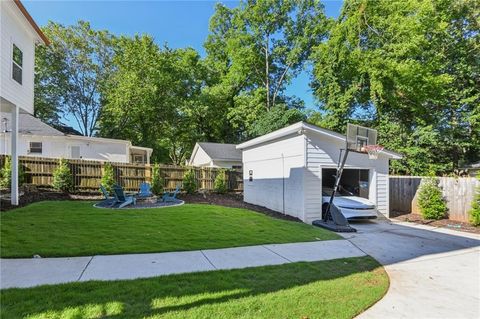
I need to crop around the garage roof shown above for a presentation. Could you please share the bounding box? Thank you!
[236,121,403,159]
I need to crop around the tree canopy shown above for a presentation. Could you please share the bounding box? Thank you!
[204,0,329,137]
[311,0,479,175]
[35,21,115,136]
[34,0,479,174]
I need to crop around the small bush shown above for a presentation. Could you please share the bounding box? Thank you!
[214,169,227,194]
[0,156,25,189]
[469,178,480,226]
[101,162,116,193]
[151,163,164,195]
[52,158,73,192]
[417,177,448,220]
[182,168,197,194]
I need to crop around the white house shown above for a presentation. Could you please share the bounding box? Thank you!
[188,142,242,169]
[236,122,402,224]
[0,0,49,204]
[0,113,153,164]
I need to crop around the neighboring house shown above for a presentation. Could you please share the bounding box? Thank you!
[0,0,49,205]
[188,142,242,169]
[236,122,403,224]
[0,113,152,164]
[460,162,480,177]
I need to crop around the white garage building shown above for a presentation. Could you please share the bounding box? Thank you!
[237,122,402,224]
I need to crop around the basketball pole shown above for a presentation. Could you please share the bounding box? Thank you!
[324,148,350,222]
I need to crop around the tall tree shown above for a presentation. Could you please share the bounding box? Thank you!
[36,21,115,136]
[205,0,330,137]
[311,0,479,175]
[99,36,215,164]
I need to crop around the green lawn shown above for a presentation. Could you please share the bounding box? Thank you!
[0,201,339,258]
[0,256,388,319]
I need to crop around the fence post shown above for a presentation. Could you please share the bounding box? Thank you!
[145,164,152,183]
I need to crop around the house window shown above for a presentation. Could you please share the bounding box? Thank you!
[232,165,242,170]
[29,142,42,154]
[12,44,23,85]
[132,154,145,164]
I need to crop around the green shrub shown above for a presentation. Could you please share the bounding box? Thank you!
[182,168,197,194]
[214,169,227,194]
[469,178,480,226]
[101,162,116,193]
[417,177,448,220]
[52,158,73,192]
[0,156,25,189]
[151,163,164,195]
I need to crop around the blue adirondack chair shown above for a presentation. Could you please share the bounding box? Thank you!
[113,185,136,208]
[162,185,180,202]
[138,182,153,198]
[100,184,116,207]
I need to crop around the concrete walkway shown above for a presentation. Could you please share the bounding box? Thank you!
[342,220,480,319]
[0,239,365,289]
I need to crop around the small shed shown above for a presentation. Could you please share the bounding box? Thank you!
[236,122,402,224]
[188,142,242,169]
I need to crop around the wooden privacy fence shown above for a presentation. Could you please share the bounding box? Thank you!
[389,176,479,222]
[0,155,243,192]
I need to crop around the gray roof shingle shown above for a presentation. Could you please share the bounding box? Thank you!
[198,142,242,161]
[19,113,64,136]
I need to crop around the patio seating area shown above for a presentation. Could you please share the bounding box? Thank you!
[96,183,184,209]
[94,198,184,209]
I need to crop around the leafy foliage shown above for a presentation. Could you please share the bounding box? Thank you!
[52,159,73,192]
[469,178,480,226]
[203,0,329,140]
[151,163,164,195]
[214,169,228,194]
[36,21,116,136]
[0,156,25,189]
[417,178,448,220]
[100,162,116,193]
[34,1,479,175]
[182,169,197,194]
[311,0,480,175]
[99,36,213,164]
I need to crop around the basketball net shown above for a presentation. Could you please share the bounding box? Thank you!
[362,145,384,160]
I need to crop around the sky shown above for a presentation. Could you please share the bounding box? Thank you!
[23,0,344,125]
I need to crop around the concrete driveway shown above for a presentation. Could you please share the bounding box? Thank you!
[341,220,480,319]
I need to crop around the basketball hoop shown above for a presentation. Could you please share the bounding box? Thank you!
[363,145,384,160]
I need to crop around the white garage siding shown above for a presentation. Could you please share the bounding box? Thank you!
[375,160,390,215]
[238,122,401,224]
[242,134,305,220]
[305,132,391,221]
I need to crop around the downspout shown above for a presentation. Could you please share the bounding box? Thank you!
[282,153,285,215]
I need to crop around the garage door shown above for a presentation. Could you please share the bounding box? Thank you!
[322,168,370,199]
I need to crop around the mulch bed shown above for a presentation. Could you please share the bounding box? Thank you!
[393,213,479,234]
[0,187,101,212]
[178,193,303,223]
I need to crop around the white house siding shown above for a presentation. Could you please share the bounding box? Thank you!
[0,1,36,114]
[242,134,305,220]
[375,159,390,215]
[190,146,212,166]
[305,132,390,221]
[211,160,242,168]
[0,134,131,163]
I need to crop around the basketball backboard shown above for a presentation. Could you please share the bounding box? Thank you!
[346,123,378,152]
